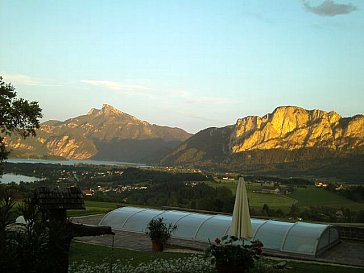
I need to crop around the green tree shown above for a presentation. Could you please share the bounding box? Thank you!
[289,203,300,217]
[0,76,42,168]
[262,204,270,217]
[0,77,42,272]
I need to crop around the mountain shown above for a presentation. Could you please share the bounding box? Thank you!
[162,106,364,182]
[6,104,192,163]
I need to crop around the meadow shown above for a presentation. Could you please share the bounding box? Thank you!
[68,201,120,217]
[290,187,364,210]
[206,180,364,212]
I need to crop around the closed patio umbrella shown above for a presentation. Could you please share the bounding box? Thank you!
[229,176,253,240]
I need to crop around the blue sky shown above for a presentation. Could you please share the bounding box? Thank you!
[1,0,363,133]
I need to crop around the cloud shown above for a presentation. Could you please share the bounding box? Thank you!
[82,80,235,106]
[1,73,62,87]
[303,0,357,16]
[81,80,152,92]
[2,73,41,86]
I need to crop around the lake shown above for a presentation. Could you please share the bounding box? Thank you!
[0,173,43,184]
[1,159,148,184]
[5,158,147,167]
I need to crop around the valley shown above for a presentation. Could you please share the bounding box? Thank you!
[3,161,363,223]
[6,105,364,183]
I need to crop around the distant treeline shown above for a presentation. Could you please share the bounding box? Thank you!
[254,203,364,223]
[120,167,212,184]
[244,175,313,185]
[180,149,364,184]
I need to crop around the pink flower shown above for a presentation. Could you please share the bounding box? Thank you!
[215,238,221,244]
[255,247,262,255]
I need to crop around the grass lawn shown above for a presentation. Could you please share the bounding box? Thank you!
[207,181,364,212]
[206,181,296,211]
[67,200,120,217]
[70,241,191,265]
[290,187,364,210]
[69,241,364,273]
[248,192,295,211]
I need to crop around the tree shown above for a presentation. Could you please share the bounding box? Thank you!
[262,203,270,217]
[0,76,42,168]
[289,203,300,217]
[0,77,42,271]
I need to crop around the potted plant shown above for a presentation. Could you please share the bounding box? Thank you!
[146,217,177,252]
[205,235,263,273]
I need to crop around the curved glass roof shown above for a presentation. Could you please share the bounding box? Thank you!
[99,206,339,256]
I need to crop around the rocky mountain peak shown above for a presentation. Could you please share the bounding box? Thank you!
[328,111,341,124]
[259,106,342,131]
[231,106,363,153]
[87,107,100,115]
[87,104,126,116]
[87,104,137,120]
[162,106,364,182]
[7,104,192,162]
[101,104,123,114]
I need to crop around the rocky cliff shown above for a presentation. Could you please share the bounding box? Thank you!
[162,106,364,181]
[230,106,364,152]
[6,104,192,163]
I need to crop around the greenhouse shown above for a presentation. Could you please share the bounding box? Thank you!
[99,206,339,257]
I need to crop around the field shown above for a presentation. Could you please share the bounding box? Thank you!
[208,180,297,210]
[207,180,364,212]
[67,201,162,217]
[67,201,120,217]
[290,187,364,210]
[69,242,364,273]
[248,192,295,211]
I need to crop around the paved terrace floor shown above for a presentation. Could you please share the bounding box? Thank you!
[71,215,364,268]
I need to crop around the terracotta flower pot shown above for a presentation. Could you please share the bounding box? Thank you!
[152,240,164,252]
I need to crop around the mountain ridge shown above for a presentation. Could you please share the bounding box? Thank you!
[161,106,364,182]
[5,105,364,182]
[230,105,364,152]
[6,104,192,162]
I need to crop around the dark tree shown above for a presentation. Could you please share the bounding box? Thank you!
[262,204,270,216]
[0,77,42,270]
[0,76,42,167]
[289,203,300,217]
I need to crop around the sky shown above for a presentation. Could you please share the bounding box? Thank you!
[1,0,363,133]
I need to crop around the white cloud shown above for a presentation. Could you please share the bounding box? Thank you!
[2,73,40,86]
[81,80,152,91]
[81,79,237,109]
[1,73,62,87]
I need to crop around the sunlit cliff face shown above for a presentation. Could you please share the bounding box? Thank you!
[230,106,364,153]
